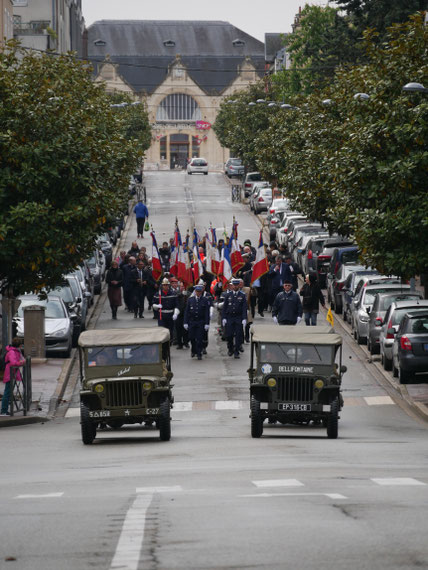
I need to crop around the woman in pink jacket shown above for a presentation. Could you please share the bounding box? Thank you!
[1,338,25,416]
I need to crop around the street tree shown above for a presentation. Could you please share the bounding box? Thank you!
[0,44,148,297]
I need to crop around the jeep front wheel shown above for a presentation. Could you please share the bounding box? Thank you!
[251,395,263,438]
[81,403,96,445]
[159,399,171,441]
[326,398,339,439]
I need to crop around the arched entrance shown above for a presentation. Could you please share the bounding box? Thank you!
[169,133,189,169]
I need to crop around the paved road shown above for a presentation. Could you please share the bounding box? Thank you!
[1,171,427,570]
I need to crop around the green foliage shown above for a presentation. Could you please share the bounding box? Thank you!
[0,43,144,295]
[107,92,152,152]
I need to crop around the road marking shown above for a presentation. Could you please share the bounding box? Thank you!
[110,494,153,570]
[174,402,193,412]
[214,400,244,410]
[65,408,80,418]
[364,396,395,406]
[136,486,183,494]
[239,493,347,499]
[253,479,304,488]
[15,493,64,499]
[371,478,426,486]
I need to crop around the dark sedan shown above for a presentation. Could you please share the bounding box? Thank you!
[392,311,428,383]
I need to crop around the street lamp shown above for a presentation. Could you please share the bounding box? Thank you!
[402,82,428,93]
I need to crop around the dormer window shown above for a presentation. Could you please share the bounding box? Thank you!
[93,39,106,46]
[232,39,245,47]
[163,39,176,47]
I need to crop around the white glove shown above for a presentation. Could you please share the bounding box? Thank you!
[153,304,161,310]
[296,317,302,324]
[273,316,278,324]
[172,314,178,321]
[183,324,189,330]
[222,319,227,327]
[173,308,180,318]
[242,320,247,327]
[204,324,210,331]
[209,307,214,318]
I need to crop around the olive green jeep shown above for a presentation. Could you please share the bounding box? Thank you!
[78,328,173,444]
[249,325,346,439]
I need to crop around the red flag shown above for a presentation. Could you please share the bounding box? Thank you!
[251,230,269,284]
[230,222,244,275]
[150,231,162,282]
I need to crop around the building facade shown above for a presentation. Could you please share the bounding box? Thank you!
[0,0,13,44]
[86,20,266,171]
[12,0,84,55]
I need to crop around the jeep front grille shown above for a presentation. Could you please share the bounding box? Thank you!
[277,376,314,402]
[104,381,144,407]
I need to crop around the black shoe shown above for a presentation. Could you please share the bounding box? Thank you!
[191,352,195,358]
[148,305,152,310]
[234,354,240,359]
[239,346,244,353]
[134,314,138,319]
[228,351,233,356]
[259,312,264,317]
[184,343,189,348]
[152,315,157,319]
[176,345,183,350]
[203,348,207,354]
[197,355,202,360]
[139,314,144,318]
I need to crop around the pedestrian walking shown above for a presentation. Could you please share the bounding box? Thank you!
[1,338,25,416]
[134,199,149,239]
[284,254,303,291]
[122,256,137,312]
[184,284,210,360]
[105,260,123,319]
[152,278,179,339]
[272,280,303,325]
[221,278,248,358]
[175,281,189,349]
[300,273,325,326]
[131,260,149,318]
[268,255,292,307]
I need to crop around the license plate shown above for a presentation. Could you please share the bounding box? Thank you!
[89,410,110,418]
[278,403,311,412]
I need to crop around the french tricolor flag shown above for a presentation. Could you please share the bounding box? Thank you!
[211,228,220,275]
[218,244,233,286]
[230,221,244,275]
[251,230,269,284]
[192,229,203,283]
[150,231,162,282]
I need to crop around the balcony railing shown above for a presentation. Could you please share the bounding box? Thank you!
[14,21,50,36]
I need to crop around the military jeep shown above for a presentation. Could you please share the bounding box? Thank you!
[78,328,173,444]
[249,325,346,439]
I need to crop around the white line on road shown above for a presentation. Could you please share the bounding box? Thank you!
[371,478,426,486]
[239,493,347,499]
[252,479,304,488]
[173,402,194,411]
[214,400,245,410]
[364,396,395,406]
[15,493,64,499]
[136,486,183,494]
[110,494,153,570]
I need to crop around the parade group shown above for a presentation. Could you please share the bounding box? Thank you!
[105,221,326,361]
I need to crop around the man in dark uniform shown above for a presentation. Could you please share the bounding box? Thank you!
[184,284,210,360]
[174,280,189,349]
[272,279,303,325]
[131,260,152,318]
[221,278,248,358]
[152,278,179,339]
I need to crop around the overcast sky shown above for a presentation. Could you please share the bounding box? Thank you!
[82,1,332,42]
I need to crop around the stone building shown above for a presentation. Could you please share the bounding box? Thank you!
[86,20,266,170]
[0,0,13,45]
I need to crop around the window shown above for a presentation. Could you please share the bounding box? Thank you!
[160,136,166,160]
[156,94,201,122]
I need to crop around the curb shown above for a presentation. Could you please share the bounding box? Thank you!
[47,352,77,418]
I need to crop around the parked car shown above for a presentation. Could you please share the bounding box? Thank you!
[341,268,380,322]
[86,251,104,295]
[49,283,84,346]
[301,235,334,276]
[225,158,244,178]
[14,294,74,357]
[288,224,324,261]
[350,278,411,344]
[269,198,290,216]
[66,274,92,330]
[249,181,271,208]
[379,298,428,369]
[282,219,315,249]
[187,157,208,175]
[294,232,329,269]
[392,310,428,383]
[243,172,263,197]
[326,263,368,315]
[313,238,355,288]
[276,213,306,246]
[268,210,287,241]
[253,187,273,214]
[70,265,95,308]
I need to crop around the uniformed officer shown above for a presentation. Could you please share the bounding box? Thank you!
[184,284,210,360]
[221,278,248,358]
[193,280,214,354]
[152,278,179,339]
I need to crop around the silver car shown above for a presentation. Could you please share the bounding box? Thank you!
[14,294,73,357]
[379,298,428,370]
[225,158,244,178]
[253,187,273,214]
[350,279,411,344]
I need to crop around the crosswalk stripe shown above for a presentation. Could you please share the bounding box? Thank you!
[253,479,304,488]
[371,478,426,486]
[15,493,64,499]
[364,396,395,406]
[136,486,183,493]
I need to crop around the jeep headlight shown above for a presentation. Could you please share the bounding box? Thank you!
[143,381,153,391]
[267,377,277,388]
[94,384,104,393]
[315,379,324,389]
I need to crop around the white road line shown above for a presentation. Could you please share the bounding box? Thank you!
[214,400,244,410]
[371,478,426,486]
[239,493,347,499]
[110,494,153,570]
[252,479,304,488]
[136,486,183,494]
[15,493,64,499]
[364,396,395,406]
[174,402,193,412]
[65,408,80,418]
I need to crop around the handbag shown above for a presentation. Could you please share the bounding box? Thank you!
[144,220,150,232]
